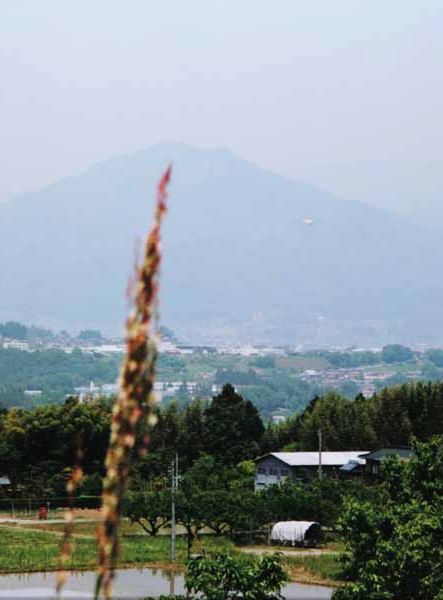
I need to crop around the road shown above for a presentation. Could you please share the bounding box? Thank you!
[240,546,339,556]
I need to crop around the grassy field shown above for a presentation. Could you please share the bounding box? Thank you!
[0,526,98,573]
[275,356,331,373]
[0,523,344,585]
[0,524,238,574]
[284,554,343,586]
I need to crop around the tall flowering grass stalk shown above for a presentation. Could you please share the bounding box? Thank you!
[56,440,84,597]
[95,166,171,598]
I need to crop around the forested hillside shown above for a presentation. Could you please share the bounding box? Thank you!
[2,342,443,415]
[262,381,443,452]
[0,347,121,407]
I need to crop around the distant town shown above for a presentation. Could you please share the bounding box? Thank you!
[1,321,442,420]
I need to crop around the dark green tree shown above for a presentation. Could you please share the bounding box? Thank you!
[0,321,27,340]
[123,488,171,535]
[76,329,103,343]
[178,400,205,470]
[381,344,414,364]
[204,384,264,465]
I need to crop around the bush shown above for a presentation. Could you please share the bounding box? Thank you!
[186,553,287,600]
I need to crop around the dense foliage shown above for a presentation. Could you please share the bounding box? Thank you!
[315,350,381,368]
[0,347,121,408]
[125,455,377,537]
[144,553,287,600]
[2,332,442,420]
[2,380,443,499]
[186,553,287,600]
[263,382,443,452]
[0,321,28,340]
[0,398,111,496]
[0,346,323,415]
[381,343,414,363]
[333,438,443,600]
[0,385,263,497]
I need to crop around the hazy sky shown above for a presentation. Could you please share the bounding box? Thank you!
[1,0,442,212]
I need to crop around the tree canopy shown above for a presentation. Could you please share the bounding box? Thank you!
[381,344,414,364]
[333,437,443,600]
[204,384,264,465]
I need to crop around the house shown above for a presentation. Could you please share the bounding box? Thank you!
[0,475,12,494]
[254,451,368,490]
[363,447,414,478]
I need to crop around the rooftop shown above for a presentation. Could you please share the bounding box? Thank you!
[364,447,414,462]
[260,451,368,467]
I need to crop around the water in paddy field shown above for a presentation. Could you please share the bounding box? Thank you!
[0,568,333,599]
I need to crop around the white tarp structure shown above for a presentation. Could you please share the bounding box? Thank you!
[271,521,320,545]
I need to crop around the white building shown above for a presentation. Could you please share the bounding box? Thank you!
[3,340,29,351]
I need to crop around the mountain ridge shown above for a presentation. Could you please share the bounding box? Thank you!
[0,143,441,345]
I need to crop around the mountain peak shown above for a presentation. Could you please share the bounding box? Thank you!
[0,145,440,344]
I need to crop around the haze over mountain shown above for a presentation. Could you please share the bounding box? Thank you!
[292,155,443,222]
[1,143,442,345]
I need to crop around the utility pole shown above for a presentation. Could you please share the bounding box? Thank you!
[318,429,322,479]
[170,453,178,562]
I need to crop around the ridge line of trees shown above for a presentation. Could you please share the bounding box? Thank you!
[1,381,443,499]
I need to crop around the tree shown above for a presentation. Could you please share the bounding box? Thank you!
[333,438,443,600]
[0,321,27,340]
[178,400,205,469]
[204,384,264,465]
[78,472,103,496]
[376,386,413,446]
[381,344,413,364]
[148,402,181,474]
[186,553,287,600]
[426,349,443,368]
[250,356,276,369]
[123,488,171,536]
[296,392,357,450]
[214,369,261,385]
[176,455,226,537]
[159,326,176,341]
[0,408,26,491]
[77,329,103,343]
[258,478,377,528]
[421,360,441,381]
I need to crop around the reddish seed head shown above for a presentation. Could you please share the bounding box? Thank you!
[94,165,171,599]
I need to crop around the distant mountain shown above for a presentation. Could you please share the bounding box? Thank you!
[292,158,443,220]
[1,143,442,345]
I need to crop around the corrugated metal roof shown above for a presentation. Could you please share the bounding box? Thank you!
[340,462,358,472]
[364,447,414,462]
[268,451,368,467]
[340,458,366,471]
